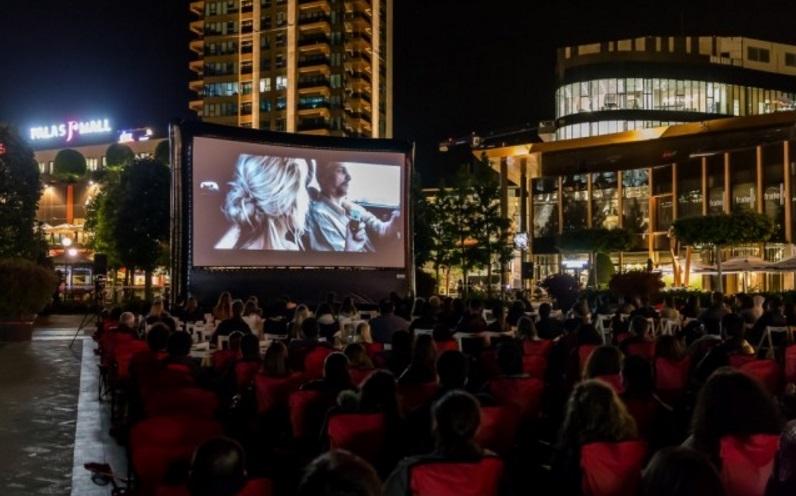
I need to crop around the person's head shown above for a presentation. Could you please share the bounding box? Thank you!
[410,334,437,374]
[262,341,288,377]
[691,368,782,458]
[516,316,537,340]
[188,437,246,496]
[223,154,310,244]
[316,161,352,198]
[769,296,784,313]
[229,299,244,318]
[663,294,675,308]
[559,380,637,451]
[341,296,356,314]
[344,343,373,369]
[468,298,484,315]
[217,291,232,307]
[297,450,382,496]
[240,334,260,361]
[243,300,258,317]
[301,317,320,340]
[294,304,310,322]
[687,294,700,308]
[583,345,623,380]
[641,447,725,496]
[496,340,524,376]
[146,323,169,352]
[539,302,552,319]
[317,303,334,317]
[563,318,581,335]
[379,299,395,315]
[323,352,352,388]
[654,334,685,361]
[119,311,136,329]
[228,331,244,352]
[356,322,372,343]
[167,331,193,358]
[432,390,482,455]
[186,296,198,311]
[711,291,724,307]
[740,294,754,310]
[621,355,654,396]
[630,315,650,338]
[427,295,441,311]
[359,370,398,414]
[436,350,469,390]
[510,300,526,315]
[721,313,745,341]
[149,299,164,316]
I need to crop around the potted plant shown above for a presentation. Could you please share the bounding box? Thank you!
[0,258,57,341]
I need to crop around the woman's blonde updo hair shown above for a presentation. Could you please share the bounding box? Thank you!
[223,154,310,246]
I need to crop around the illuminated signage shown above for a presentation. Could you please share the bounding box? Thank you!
[118,127,154,144]
[29,118,112,143]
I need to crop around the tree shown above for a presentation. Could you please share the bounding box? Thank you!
[609,270,664,301]
[449,166,479,296]
[154,140,170,167]
[469,165,512,297]
[412,172,433,270]
[114,158,171,301]
[85,167,123,269]
[52,149,87,182]
[105,143,135,168]
[426,184,458,293]
[0,125,44,260]
[672,210,774,293]
[557,227,631,288]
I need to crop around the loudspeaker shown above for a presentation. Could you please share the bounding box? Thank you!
[521,261,534,279]
[93,253,108,276]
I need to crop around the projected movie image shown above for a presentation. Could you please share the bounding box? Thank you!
[192,136,406,268]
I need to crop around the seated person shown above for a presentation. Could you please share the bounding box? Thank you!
[698,292,729,335]
[161,331,201,382]
[186,437,248,496]
[288,317,330,371]
[179,296,205,323]
[619,316,654,356]
[750,296,788,347]
[142,299,177,334]
[117,311,140,337]
[398,335,437,385]
[486,303,508,333]
[506,300,527,328]
[298,450,382,496]
[211,300,252,345]
[301,352,355,397]
[456,298,488,334]
[536,303,563,340]
[370,300,410,344]
[384,391,500,496]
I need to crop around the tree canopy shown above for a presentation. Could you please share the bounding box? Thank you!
[672,210,774,247]
[557,227,632,253]
[0,125,44,260]
[52,149,87,183]
[154,140,170,166]
[105,143,135,168]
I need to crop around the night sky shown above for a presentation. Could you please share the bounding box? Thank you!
[2,0,795,179]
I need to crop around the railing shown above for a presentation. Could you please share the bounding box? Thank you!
[299,34,331,46]
[297,119,331,131]
[348,71,372,83]
[298,77,331,88]
[299,101,331,110]
[299,54,331,66]
[298,13,331,24]
[348,91,372,103]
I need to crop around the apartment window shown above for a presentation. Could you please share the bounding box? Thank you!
[276,12,286,27]
[330,74,341,89]
[786,53,796,67]
[241,82,252,95]
[276,75,288,90]
[261,0,271,7]
[275,119,286,131]
[276,96,286,110]
[748,46,770,63]
[260,100,272,112]
[259,77,271,93]
[275,54,285,69]
[241,102,252,115]
[276,33,286,47]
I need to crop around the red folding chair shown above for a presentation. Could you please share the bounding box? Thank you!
[144,387,219,419]
[786,344,796,383]
[304,347,334,379]
[114,340,149,383]
[579,345,599,374]
[580,440,646,496]
[235,361,261,389]
[155,478,274,496]
[397,382,439,415]
[349,366,375,387]
[211,349,240,371]
[654,356,690,403]
[475,405,522,454]
[521,354,548,379]
[255,373,302,416]
[623,397,657,439]
[288,389,326,439]
[409,456,504,496]
[327,413,387,464]
[738,360,782,395]
[488,376,544,420]
[479,350,502,379]
[130,416,223,494]
[719,434,779,496]
[435,340,459,353]
[728,353,756,369]
[523,339,553,357]
[624,341,655,362]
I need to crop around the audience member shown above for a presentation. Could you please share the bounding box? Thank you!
[456,299,488,334]
[486,303,508,333]
[768,420,796,496]
[659,295,680,322]
[187,437,248,496]
[386,330,412,377]
[506,300,527,328]
[301,352,354,397]
[213,292,233,322]
[262,341,290,378]
[398,334,437,385]
[179,296,205,323]
[641,447,725,496]
[536,303,563,339]
[298,450,382,496]
[370,300,409,344]
[698,292,729,335]
[212,300,252,344]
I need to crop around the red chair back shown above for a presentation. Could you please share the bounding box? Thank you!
[409,456,504,496]
[580,440,646,496]
[739,360,782,395]
[729,353,756,369]
[436,340,459,352]
[521,354,548,379]
[654,357,690,401]
[397,382,439,415]
[349,366,375,387]
[130,416,222,492]
[211,349,240,371]
[288,389,325,438]
[254,373,301,416]
[625,341,655,362]
[579,345,598,374]
[595,374,623,394]
[155,478,273,496]
[145,387,219,419]
[786,345,796,384]
[488,377,544,420]
[523,339,553,357]
[327,413,387,464]
[623,397,657,439]
[304,347,333,379]
[364,342,385,358]
[475,405,521,454]
[719,434,779,496]
[234,361,261,389]
[114,340,149,382]
[479,350,501,379]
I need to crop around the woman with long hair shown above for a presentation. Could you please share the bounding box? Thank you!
[398,334,437,385]
[213,291,233,322]
[289,304,311,339]
[215,154,311,251]
[552,380,638,495]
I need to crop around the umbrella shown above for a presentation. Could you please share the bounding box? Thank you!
[770,256,796,271]
[719,257,772,273]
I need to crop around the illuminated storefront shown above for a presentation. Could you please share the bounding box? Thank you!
[480,112,796,291]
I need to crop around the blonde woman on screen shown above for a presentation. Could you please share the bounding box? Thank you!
[215,154,310,251]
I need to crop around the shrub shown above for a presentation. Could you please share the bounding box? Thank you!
[540,273,580,311]
[608,270,664,301]
[53,149,87,182]
[0,259,57,319]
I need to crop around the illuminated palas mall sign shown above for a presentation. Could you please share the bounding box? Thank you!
[29,118,112,143]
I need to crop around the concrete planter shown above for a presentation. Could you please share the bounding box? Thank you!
[0,318,36,341]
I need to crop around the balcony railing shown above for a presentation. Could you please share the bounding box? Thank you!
[347,31,372,44]
[297,118,331,131]
[348,71,372,83]
[298,101,331,110]
[298,13,331,24]
[299,34,331,46]
[299,54,331,67]
[347,91,372,103]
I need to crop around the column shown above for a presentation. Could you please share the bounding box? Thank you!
[701,157,708,215]
[785,140,792,244]
[756,145,764,213]
[499,158,509,292]
[723,152,731,214]
[286,0,297,132]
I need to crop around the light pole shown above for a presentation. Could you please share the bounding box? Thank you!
[62,237,74,299]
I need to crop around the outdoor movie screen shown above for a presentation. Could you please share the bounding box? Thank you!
[191,136,407,268]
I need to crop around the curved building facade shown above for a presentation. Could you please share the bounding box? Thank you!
[555,36,796,140]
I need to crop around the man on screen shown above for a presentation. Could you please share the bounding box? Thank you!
[307,161,400,252]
